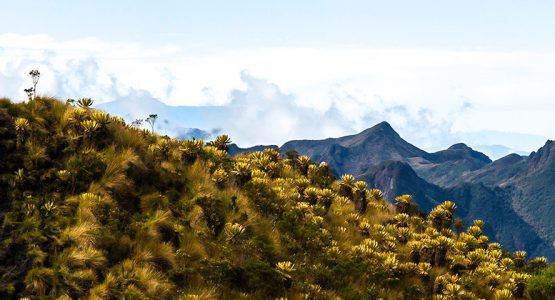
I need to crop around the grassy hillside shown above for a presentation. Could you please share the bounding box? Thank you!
[0,97,551,299]
[360,160,555,260]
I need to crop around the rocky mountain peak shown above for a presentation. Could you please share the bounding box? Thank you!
[448,143,473,151]
[359,121,399,138]
[527,140,555,172]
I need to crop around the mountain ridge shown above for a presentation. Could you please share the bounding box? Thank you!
[231,122,555,259]
[281,121,427,177]
[98,97,546,159]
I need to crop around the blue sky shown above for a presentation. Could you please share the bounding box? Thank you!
[4,1,555,49]
[1,1,555,156]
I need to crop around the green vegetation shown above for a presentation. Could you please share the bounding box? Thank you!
[0,95,552,299]
[527,264,555,299]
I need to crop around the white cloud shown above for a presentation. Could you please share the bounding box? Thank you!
[1,33,555,152]
[175,71,472,149]
[222,71,348,145]
[0,33,179,102]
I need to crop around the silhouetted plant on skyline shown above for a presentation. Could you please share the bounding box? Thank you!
[77,97,94,108]
[145,113,158,133]
[23,87,34,101]
[30,70,40,99]
[23,70,40,101]
[131,118,143,128]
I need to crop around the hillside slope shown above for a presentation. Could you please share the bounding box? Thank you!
[359,161,555,259]
[232,123,555,259]
[510,141,555,251]
[0,97,548,299]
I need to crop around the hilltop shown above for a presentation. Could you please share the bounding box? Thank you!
[0,97,553,299]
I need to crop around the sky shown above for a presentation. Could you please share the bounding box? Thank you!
[1,1,555,156]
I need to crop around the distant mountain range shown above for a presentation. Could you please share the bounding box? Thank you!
[230,122,555,259]
[97,96,546,159]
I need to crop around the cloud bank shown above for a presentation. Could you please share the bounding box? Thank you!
[1,33,554,156]
[219,71,471,149]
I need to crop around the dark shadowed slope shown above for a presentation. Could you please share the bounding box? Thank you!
[359,160,445,213]
[228,144,279,156]
[509,141,555,252]
[410,143,492,187]
[447,183,555,258]
[461,153,527,187]
[359,160,555,258]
